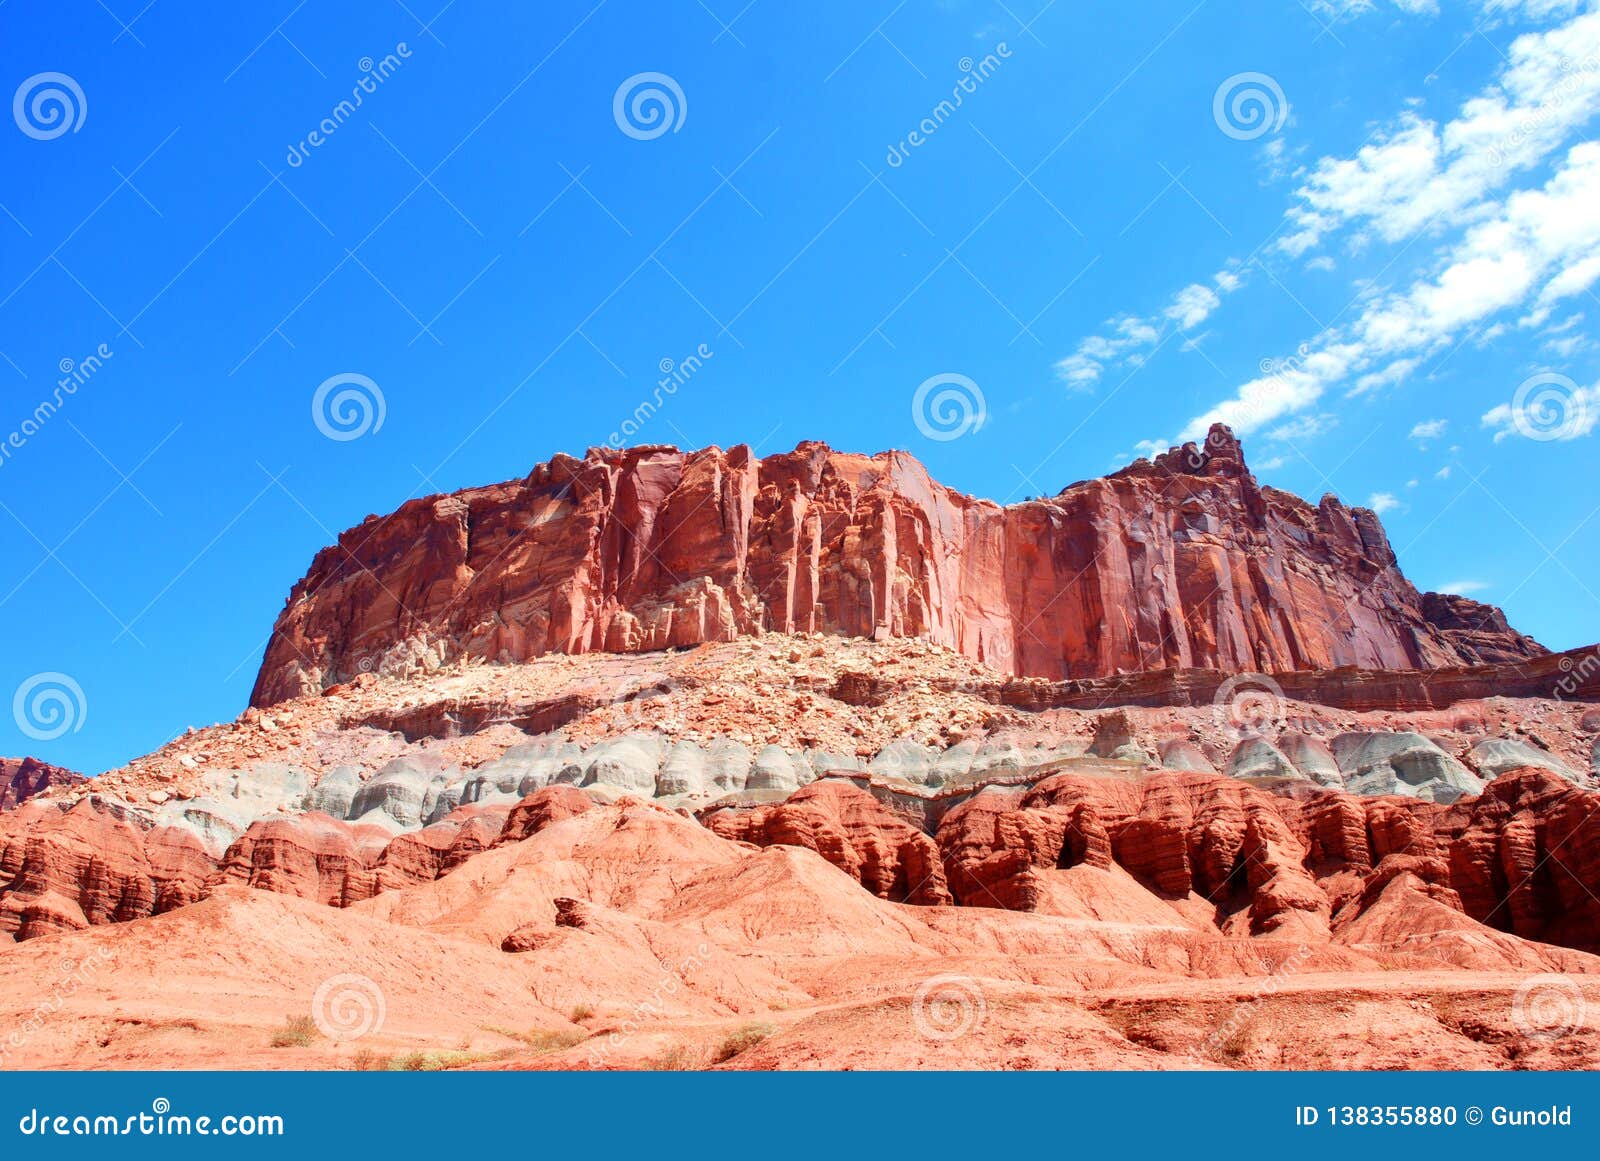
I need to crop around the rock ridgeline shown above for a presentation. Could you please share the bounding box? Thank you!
[250,428,1544,706]
[0,757,84,811]
[11,769,1600,958]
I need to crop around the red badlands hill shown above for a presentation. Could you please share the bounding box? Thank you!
[251,426,1542,706]
[0,757,84,811]
[6,432,1594,1071]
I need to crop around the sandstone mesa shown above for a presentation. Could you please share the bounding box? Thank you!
[2,430,1597,1071]
[250,426,1542,706]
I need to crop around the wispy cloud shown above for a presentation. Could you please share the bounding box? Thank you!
[1054,267,1244,390]
[1281,8,1600,257]
[1482,379,1598,440]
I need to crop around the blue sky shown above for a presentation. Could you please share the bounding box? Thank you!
[1,0,1597,774]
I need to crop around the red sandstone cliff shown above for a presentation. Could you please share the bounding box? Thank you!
[0,757,85,811]
[250,427,1543,706]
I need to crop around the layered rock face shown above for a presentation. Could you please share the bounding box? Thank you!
[16,770,1599,957]
[704,781,951,904]
[917,766,1600,951]
[250,428,1543,705]
[0,757,84,811]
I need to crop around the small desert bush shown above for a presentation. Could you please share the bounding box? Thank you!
[269,1015,319,1048]
[387,1050,486,1071]
[712,1022,775,1064]
[645,1044,702,1071]
[569,1003,595,1022]
[486,1026,587,1053]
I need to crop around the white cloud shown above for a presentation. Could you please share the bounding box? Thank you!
[1268,412,1338,442]
[1436,464,1453,478]
[1054,267,1244,388]
[1256,454,1288,470]
[1166,283,1222,329]
[1368,491,1403,514]
[1279,8,1600,257]
[1409,418,1448,441]
[1349,356,1422,397]
[1169,139,1600,443]
[1482,380,1598,440]
[1435,578,1491,594]
[1537,311,1593,356]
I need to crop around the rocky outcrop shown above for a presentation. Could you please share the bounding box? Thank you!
[0,757,85,811]
[210,813,391,905]
[11,765,1600,959]
[923,766,1600,952]
[935,772,1329,937]
[0,800,211,939]
[1443,769,1600,950]
[703,781,951,905]
[251,429,1544,705]
[493,785,598,846]
[1421,591,1545,665]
